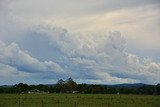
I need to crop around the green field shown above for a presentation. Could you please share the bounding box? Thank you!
[0,94,159,107]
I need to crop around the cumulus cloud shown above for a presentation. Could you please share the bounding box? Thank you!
[0,40,64,74]
[27,26,160,84]
[0,20,160,84]
[0,0,159,85]
[0,62,31,85]
[71,57,96,66]
[0,63,29,78]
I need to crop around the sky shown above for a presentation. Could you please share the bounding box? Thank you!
[0,0,160,85]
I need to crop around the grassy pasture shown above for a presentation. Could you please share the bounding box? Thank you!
[0,94,159,107]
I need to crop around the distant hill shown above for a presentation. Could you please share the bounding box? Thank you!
[0,83,153,88]
[0,81,159,95]
[107,83,151,88]
[0,85,13,88]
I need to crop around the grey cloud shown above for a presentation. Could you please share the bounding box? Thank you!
[0,62,31,85]
[0,63,29,78]
[5,0,160,18]
[0,41,64,74]
[0,24,160,84]
[0,0,160,84]
[32,25,159,84]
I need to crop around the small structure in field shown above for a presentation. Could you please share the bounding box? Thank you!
[28,89,49,94]
[72,91,79,93]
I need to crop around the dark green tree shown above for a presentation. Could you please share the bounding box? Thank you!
[156,84,160,95]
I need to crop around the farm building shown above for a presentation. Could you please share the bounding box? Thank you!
[28,89,49,94]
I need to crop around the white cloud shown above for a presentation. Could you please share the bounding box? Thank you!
[127,54,140,67]
[0,0,159,84]
[1,0,160,57]
[94,71,138,84]
[71,57,96,66]
[34,26,160,84]
[0,40,64,73]
[0,21,160,84]
[0,62,31,85]
[0,63,29,78]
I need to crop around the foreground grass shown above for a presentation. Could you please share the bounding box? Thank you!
[0,94,159,107]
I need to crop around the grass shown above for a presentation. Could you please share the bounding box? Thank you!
[0,94,159,107]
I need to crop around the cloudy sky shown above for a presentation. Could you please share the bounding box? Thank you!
[0,0,160,85]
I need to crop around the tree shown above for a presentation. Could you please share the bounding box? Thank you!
[54,78,78,93]
[16,83,29,93]
[57,79,65,85]
[65,77,77,92]
[156,84,160,95]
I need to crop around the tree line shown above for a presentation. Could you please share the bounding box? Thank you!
[0,78,160,95]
